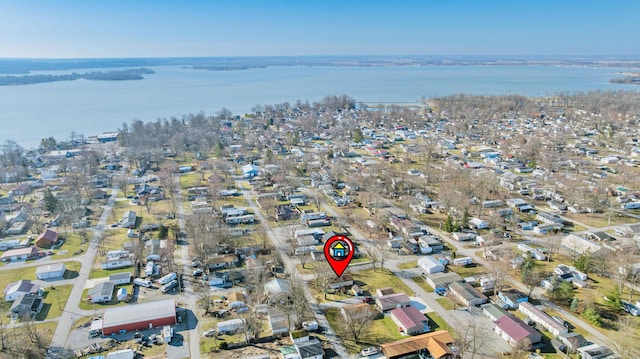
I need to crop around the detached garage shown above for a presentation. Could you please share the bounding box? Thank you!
[101,298,176,335]
[36,263,67,280]
[418,256,445,274]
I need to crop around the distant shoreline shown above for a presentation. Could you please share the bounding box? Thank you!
[0,68,155,86]
[2,56,640,76]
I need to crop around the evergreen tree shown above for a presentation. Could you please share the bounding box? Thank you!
[43,188,58,213]
[583,307,602,327]
[574,249,592,274]
[443,214,455,233]
[352,128,364,143]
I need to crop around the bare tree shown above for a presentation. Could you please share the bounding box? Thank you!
[299,252,310,270]
[340,304,376,343]
[612,316,640,358]
[363,245,380,272]
[312,261,333,300]
[196,283,213,315]
[279,274,311,329]
[487,253,511,297]
[455,317,491,359]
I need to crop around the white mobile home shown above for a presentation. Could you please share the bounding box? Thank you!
[35,263,66,280]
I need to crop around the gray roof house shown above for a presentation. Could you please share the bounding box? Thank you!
[448,282,488,307]
[89,281,115,303]
[376,293,411,311]
[295,338,324,359]
[10,293,43,319]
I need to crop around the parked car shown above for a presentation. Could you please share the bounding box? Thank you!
[203,329,216,337]
[361,347,379,356]
[192,269,204,277]
[361,296,374,304]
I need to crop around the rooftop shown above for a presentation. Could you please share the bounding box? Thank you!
[494,315,538,341]
[380,330,454,359]
[102,298,176,328]
[390,306,428,329]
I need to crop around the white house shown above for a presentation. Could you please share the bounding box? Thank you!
[88,281,115,304]
[217,318,245,334]
[119,210,137,228]
[109,272,132,285]
[418,256,445,274]
[470,218,489,230]
[4,280,41,302]
[518,302,568,338]
[35,263,67,280]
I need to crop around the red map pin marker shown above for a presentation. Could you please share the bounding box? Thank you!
[324,234,355,277]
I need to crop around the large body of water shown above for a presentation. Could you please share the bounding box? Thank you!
[0,65,634,148]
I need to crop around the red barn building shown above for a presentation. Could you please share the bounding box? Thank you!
[35,229,59,248]
[101,299,176,335]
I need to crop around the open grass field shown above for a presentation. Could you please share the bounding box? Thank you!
[563,211,632,228]
[180,172,207,189]
[352,269,414,297]
[54,232,91,259]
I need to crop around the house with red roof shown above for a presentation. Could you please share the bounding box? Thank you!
[35,229,59,248]
[494,315,541,349]
[390,306,431,335]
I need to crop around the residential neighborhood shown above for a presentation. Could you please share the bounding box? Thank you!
[1,92,640,359]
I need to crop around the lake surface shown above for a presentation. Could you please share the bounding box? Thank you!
[0,65,634,148]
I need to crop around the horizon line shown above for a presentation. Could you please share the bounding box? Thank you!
[1,54,640,61]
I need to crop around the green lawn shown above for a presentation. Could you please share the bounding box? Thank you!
[353,269,414,297]
[54,232,90,259]
[0,266,38,299]
[78,283,134,310]
[563,212,632,228]
[35,284,73,320]
[180,172,206,189]
[397,260,418,270]
[88,266,134,279]
[426,312,450,332]
[447,263,486,278]
[324,307,403,354]
[411,276,434,292]
[436,297,454,310]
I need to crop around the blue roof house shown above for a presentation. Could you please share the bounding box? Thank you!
[242,164,260,178]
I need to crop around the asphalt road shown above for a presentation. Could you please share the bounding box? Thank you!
[48,183,121,357]
[239,179,351,359]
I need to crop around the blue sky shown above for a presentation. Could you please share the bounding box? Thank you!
[1,0,638,58]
